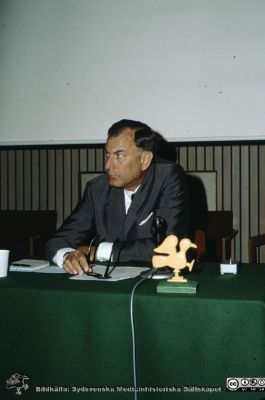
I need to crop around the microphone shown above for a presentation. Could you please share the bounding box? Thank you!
[149,216,173,280]
[152,216,167,245]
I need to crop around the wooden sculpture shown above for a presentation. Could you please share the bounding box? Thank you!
[152,235,197,282]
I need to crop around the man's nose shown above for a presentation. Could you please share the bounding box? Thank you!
[105,156,112,170]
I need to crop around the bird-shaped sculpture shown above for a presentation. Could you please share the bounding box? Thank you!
[152,235,197,282]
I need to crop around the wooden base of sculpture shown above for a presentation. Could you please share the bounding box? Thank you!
[156,279,198,294]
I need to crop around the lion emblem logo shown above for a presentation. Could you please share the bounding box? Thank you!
[6,373,29,395]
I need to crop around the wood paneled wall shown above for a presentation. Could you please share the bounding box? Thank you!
[1,142,265,262]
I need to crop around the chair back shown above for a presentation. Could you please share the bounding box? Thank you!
[0,210,57,260]
[248,233,265,263]
[187,171,237,261]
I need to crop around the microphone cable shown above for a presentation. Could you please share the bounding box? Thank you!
[129,268,157,400]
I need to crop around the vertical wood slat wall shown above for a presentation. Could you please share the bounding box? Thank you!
[1,143,264,262]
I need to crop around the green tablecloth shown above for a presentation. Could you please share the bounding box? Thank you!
[0,263,264,400]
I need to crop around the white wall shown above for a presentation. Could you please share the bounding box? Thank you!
[0,0,264,145]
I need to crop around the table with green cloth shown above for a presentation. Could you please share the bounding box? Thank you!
[0,263,264,400]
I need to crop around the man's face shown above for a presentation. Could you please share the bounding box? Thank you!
[105,128,153,191]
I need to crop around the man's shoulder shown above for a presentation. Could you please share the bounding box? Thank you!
[153,157,185,176]
[83,173,108,194]
[86,173,107,184]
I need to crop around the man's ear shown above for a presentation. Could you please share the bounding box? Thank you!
[141,151,153,171]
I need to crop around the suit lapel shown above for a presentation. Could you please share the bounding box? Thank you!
[124,164,154,237]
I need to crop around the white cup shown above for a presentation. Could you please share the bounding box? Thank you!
[0,250,10,278]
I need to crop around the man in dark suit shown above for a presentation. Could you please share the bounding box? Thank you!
[45,119,189,274]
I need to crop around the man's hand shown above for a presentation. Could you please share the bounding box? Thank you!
[63,245,97,275]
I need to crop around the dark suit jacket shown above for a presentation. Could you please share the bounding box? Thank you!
[45,159,189,263]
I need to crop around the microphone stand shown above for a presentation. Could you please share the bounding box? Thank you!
[141,216,173,280]
[103,239,119,279]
